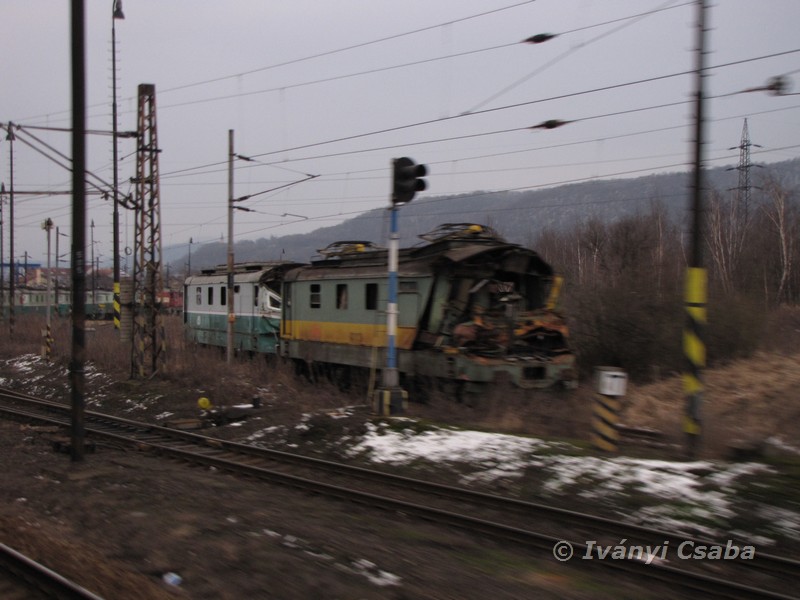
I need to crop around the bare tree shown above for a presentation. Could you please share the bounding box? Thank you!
[706,187,752,295]
[761,176,798,303]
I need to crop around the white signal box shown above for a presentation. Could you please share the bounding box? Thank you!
[595,367,628,397]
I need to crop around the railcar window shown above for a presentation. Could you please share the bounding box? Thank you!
[310,284,321,308]
[221,286,227,306]
[336,284,348,309]
[208,287,214,305]
[234,285,240,294]
[399,281,417,293]
[254,285,259,307]
[196,287,201,305]
[365,283,378,310]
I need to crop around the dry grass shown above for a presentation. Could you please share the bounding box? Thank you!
[3,310,798,459]
[621,350,800,456]
[0,314,353,414]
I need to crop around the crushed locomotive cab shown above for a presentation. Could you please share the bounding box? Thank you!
[280,224,577,393]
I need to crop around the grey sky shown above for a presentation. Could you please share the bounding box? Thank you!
[2,0,799,267]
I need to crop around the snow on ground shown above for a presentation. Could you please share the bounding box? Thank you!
[261,527,401,588]
[2,354,118,406]
[346,420,792,540]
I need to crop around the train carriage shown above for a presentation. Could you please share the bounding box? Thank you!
[5,287,113,320]
[184,262,299,354]
[280,224,577,393]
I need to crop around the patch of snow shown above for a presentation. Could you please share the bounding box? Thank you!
[345,420,790,540]
[758,506,800,538]
[349,559,401,587]
[766,436,800,456]
[347,422,558,478]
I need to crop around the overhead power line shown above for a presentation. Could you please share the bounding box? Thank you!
[159,46,800,182]
[157,1,537,95]
[465,0,689,113]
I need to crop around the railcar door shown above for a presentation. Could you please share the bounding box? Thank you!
[282,283,293,338]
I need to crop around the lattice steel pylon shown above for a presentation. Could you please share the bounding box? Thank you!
[730,118,761,225]
[131,83,166,377]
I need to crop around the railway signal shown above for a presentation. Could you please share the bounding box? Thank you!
[392,157,427,204]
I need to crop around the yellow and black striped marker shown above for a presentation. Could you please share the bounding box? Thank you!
[683,267,706,450]
[41,324,53,361]
[373,387,407,416]
[591,395,621,452]
[591,367,627,452]
[113,281,121,331]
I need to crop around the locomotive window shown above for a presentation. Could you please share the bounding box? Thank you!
[365,283,378,310]
[207,287,214,305]
[196,287,202,305]
[221,286,227,306]
[310,284,321,308]
[336,284,348,309]
[254,285,259,307]
[234,285,240,294]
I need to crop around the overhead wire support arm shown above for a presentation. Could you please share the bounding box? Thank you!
[232,173,320,203]
[2,123,125,203]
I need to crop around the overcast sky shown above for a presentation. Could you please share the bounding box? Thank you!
[2,0,799,268]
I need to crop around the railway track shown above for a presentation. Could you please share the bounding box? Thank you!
[0,542,104,600]
[1,386,797,600]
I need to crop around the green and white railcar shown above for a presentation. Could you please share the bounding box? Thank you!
[7,286,112,319]
[183,262,296,354]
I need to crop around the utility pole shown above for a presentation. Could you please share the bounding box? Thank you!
[730,118,760,226]
[0,183,5,321]
[55,226,63,315]
[131,83,165,378]
[6,124,15,336]
[90,219,96,303]
[42,218,54,360]
[187,236,192,278]
[683,0,708,458]
[70,0,88,462]
[111,0,125,332]
[227,129,235,365]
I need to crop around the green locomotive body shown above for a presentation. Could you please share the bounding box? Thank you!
[280,224,576,393]
[184,262,297,354]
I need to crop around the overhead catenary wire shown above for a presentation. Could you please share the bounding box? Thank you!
[138,2,693,115]
[15,0,538,125]
[156,0,538,95]
[159,90,800,191]
[464,0,689,113]
[158,46,800,183]
[169,139,799,243]
[7,3,800,262]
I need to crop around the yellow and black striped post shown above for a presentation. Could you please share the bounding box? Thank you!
[591,367,627,452]
[683,0,708,459]
[373,387,408,417]
[683,267,706,457]
[41,324,53,360]
[113,281,121,331]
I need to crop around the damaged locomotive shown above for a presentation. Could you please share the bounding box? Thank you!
[280,223,577,395]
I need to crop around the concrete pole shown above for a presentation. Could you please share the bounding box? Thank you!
[42,218,53,359]
[226,129,235,364]
[70,0,88,462]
